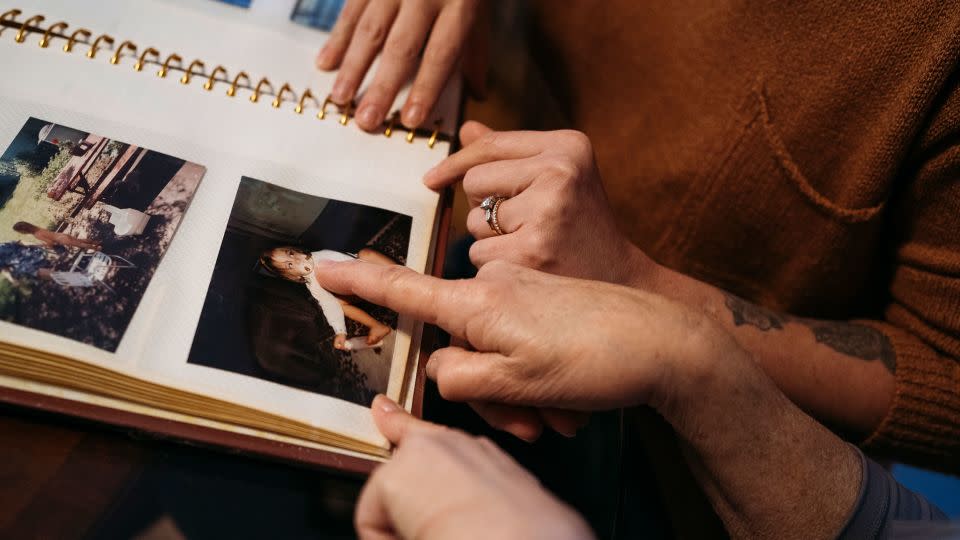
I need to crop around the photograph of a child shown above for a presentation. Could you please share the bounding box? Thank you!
[188,177,412,407]
[0,118,205,351]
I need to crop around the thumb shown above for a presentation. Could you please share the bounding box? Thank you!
[371,394,437,446]
[459,120,493,147]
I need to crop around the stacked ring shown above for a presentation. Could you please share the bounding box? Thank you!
[480,195,508,235]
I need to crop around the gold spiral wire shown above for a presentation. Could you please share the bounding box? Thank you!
[1,9,446,148]
[133,47,159,71]
[158,53,182,78]
[250,77,273,103]
[39,21,67,48]
[296,89,319,115]
[110,40,136,65]
[273,83,293,108]
[181,59,205,84]
[0,9,22,23]
[384,111,399,137]
[338,100,353,126]
[86,34,113,59]
[204,66,227,91]
[64,28,90,53]
[226,71,249,97]
[14,14,43,43]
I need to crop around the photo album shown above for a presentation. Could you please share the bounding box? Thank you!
[0,0,459,472]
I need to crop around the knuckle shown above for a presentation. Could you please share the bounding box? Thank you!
[543,191,574,220]
[543,158,579,184]
[559,129,593,154]
[380,264,407,288]
[340,0,367,22]
[461,167,482,193]
[478,131,503,153]
[523,234,554,269]
[380,266,416,304]
[383,36,421,64]
[477,258,512,278]
[356,17,390,45]
[422,43,460,68]
[486,279,515,307]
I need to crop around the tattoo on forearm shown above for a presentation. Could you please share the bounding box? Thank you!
[806,322,897,374]
[724,294,787,331]
[722,293,896,374]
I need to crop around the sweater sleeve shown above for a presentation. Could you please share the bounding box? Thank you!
[306,279,347,335]
[838,446,947,539]
[859,84,960,472]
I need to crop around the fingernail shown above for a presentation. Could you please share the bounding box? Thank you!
[317,44,331,66]
[556,425,578,438]
[357,104,381,129]
[425,354,439,379]
[373,394,400,413]
[331,80,349,104]
[403,103,425,127]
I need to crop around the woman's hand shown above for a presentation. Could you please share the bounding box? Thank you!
[334,333,348,350]
[318,0,487,132]
[316,259,722,419]
[425,122,652,286]
[356,395,594,540]
[326,263,865,539]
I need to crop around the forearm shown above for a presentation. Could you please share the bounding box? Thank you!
[342,304,382,331]
[652,342,863,539]
[633,252,895,437]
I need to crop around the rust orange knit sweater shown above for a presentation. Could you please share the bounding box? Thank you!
[525,1,960,471]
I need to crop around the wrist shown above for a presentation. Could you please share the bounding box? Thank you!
[618,243,664,290]
[640,309,728,423]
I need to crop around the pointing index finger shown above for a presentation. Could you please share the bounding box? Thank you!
[313,259,475,338]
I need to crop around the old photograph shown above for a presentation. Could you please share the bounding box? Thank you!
[0,118,205,351]
[188,176,412,406]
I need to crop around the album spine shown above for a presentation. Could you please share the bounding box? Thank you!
[0,8,446,148]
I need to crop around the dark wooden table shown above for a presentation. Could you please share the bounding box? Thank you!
[0,385,641,539]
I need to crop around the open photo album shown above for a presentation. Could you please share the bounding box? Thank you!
[0,0,459,472]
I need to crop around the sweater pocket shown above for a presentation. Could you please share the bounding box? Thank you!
[664,84,887,314]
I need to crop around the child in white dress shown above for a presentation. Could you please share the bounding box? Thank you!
[259,246,397,351]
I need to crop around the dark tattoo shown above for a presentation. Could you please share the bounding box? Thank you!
[724,294,787,331]
[722,293,896,374]
[806,321,897,374]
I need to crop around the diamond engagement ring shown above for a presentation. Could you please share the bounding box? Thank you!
[480,195,507,235]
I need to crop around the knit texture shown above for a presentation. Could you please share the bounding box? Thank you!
[526,0,960,471]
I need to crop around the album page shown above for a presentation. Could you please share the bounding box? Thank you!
[27,0,463,136]
[0,20,451,449]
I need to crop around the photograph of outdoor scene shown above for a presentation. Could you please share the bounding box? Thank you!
[0,118,205,351]
[188,176,412,407]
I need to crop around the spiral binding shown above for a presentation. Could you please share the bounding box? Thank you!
[0,9,446,149]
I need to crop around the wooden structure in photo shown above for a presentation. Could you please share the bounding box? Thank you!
[46,134,147,219]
